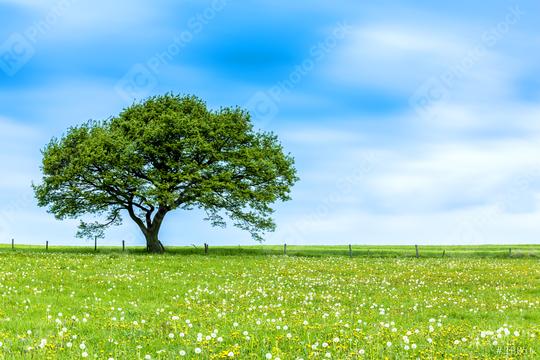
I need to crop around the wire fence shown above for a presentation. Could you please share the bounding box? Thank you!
[0,240,539,258]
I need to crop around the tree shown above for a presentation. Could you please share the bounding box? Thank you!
[33,94,298,253]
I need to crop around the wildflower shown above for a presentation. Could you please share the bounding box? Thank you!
[265,353,272,359]
[403,336,409,344]
[195,348,202,354]
[81,352,88,358]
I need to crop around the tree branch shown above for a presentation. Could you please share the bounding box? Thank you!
[127,199,147,234]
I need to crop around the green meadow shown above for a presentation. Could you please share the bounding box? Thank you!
[1,244,539,258]
[0,245,538,359]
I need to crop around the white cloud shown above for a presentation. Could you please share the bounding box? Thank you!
[1,0,174,43]
[0,117,41,190]
[0,117,43,241]
[364,138,540,213]
[358,26,466,55]
[324,13,523,98]
[0,80,126,131]
[324,23,476,92]
[281,127,362,144]
[0,0,47,7]
[0,115,38,139]
[268,206,540,245]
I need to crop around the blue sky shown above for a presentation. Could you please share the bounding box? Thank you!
[1,0,540,247]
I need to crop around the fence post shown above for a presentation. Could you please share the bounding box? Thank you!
[11,238,14,250]
[442,250,446,258]
[94,237,97,252]
[284,244,287,256]
[415,245,419,258]
[204,243,208,255]
[122,240,125,252]
[46,241,48,251]
[509,248,512,257]
[349,244,352,258]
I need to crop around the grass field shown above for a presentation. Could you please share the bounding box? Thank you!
[1,244,539,258]
[0,246,538,359]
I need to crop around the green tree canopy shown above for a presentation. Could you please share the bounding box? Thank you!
[33,94,298,253]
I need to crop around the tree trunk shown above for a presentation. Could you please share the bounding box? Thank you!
[144,208,168,253]
[145,228,165,254]
[127,204,168,254]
